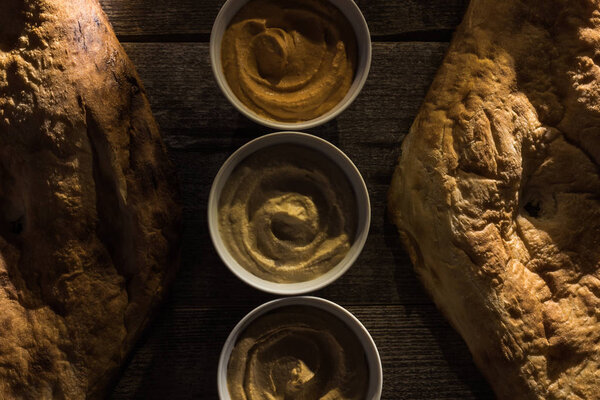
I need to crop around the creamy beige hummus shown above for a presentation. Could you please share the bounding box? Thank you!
[218,144,357,283]
[221,0,357,122]
[227,306,369,400]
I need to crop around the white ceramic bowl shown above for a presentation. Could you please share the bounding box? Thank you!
[210,0,372,130]
[217,296,383,399]
[208,131,370,295]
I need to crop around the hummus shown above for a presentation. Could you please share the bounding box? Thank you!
[221,0,358,122]
[227,306,369,400]
[218,144,357,283]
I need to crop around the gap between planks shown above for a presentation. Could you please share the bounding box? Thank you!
[116,29,455,44]
[167,303,439,312]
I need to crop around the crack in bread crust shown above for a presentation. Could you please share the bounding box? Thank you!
[389,1,600,399]
[0,0,181,398]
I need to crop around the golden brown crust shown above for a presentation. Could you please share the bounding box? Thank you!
[389,1,600,399]
[0,0,180,398]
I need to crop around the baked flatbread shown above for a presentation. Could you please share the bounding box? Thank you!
[389,0,600,398]
[0,0,180,398]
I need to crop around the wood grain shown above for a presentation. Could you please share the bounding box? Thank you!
[120,42,449,307]
[97,0,497,394]
[107,40,495,399]
[99,0,468,38]
[110,305,494,399]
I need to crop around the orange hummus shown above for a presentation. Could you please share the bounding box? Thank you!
[221,0,358,122]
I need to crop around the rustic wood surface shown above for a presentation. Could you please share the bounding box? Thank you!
[99,1,496,399]
[99,0,469,38]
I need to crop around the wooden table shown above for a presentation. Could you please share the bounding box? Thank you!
[100,1,496,398]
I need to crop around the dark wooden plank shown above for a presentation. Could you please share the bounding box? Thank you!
[119,41,449,307]
[110,305,494,399]
[120,42,448,143]
[100,0,468,38]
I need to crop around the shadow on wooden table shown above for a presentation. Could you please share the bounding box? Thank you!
[109,245,251,398]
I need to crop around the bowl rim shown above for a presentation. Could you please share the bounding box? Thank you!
[207,131,371,295]
[209,0,372,130]
[217,296,383,399]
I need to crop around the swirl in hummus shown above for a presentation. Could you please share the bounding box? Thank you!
[218,144,357,283]
[221,0,358,122]
[227,306,369,400]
